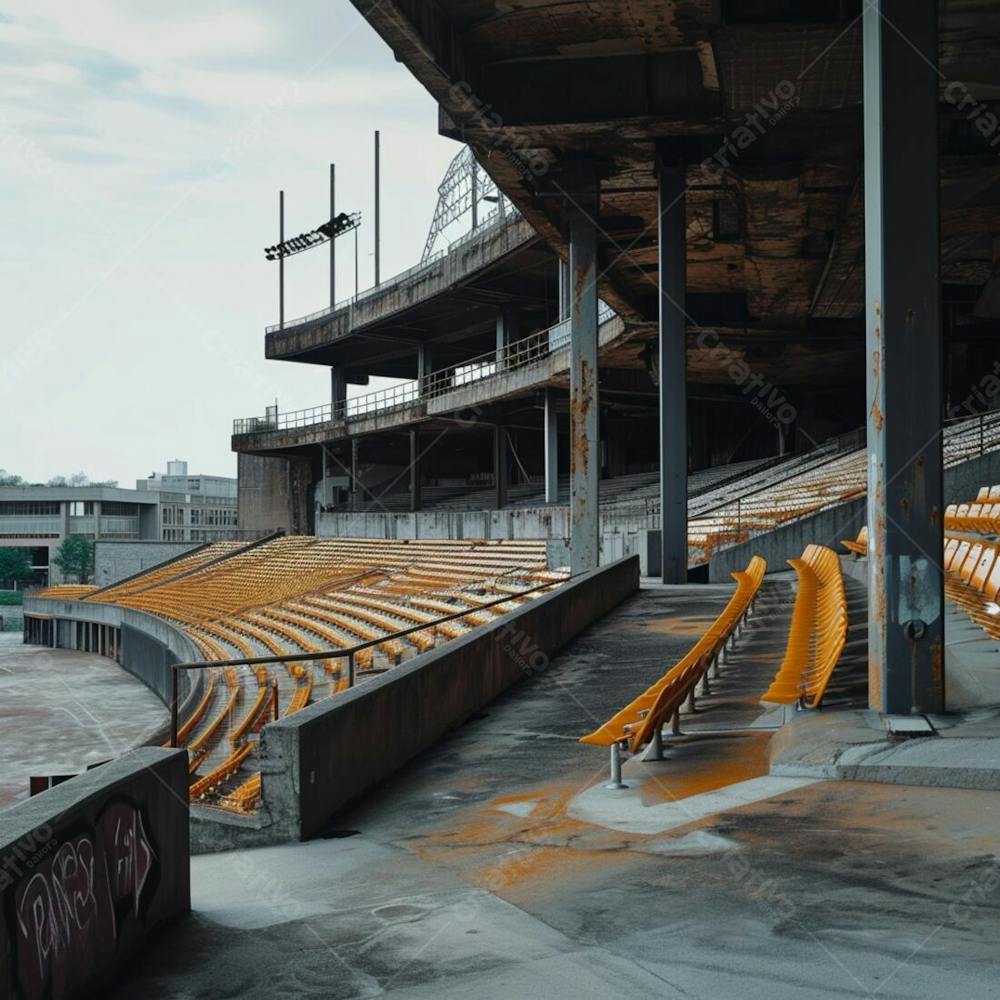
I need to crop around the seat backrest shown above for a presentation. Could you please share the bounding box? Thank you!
[970,544,997,592]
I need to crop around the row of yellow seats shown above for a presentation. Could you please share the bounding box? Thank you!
[762,544,847,709]
[580,555,766,754]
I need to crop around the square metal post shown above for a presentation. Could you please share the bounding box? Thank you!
[863,0,944,714]
[409,428,421,513]
[566,162,600,574]
[657,151,688,585]
[494,425,509,509]
[544,387,559,504]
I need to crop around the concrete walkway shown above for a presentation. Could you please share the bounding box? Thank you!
[0,638,167,809]
[107,581,1000,999]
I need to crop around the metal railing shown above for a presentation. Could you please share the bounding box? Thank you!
[168,576,562,746]
[236,299,616,436]
[265,207,522,335]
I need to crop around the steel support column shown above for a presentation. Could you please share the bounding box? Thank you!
[496,303,518,371]
[657,151,688,584]
[494,425,508,509]
[417,343,433,396]
[544,387,559,504]
[408,428,421,512]
[566,164,600,574]
[351,438,359,504]
[863,0,944,714]
[557,259,571,321]
[330,367,347,417]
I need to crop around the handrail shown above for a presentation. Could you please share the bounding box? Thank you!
[580,555,766,764]
[265,206,522,334]
[237,299,616,436]
[168,574,563,746]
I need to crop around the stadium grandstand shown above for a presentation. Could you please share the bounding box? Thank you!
[29,536,564,816]
[11,3,1000,998]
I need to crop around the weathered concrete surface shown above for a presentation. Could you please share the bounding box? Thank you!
[93,540,198,588]
[253,556,641,846]
[0,747,189,1000]
[0,639,167,809]
[772,554,1000,789]
[106,581,1000,999]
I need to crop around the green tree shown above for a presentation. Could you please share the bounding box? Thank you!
[0,548,34,589]
[53,535,94,584]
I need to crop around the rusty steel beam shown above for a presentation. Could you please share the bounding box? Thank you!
[658,151,688,585]
[566,162,601,574]
[863,0,944,714]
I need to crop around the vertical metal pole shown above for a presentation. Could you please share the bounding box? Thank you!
[544,387,559,504]
[374,130,381,286]
[348,651,355,688]
[409,428,421,512]
[863,0,944,715]
[351,438,359,508]
[557,259,571,321]
[567,162,600,574]
[330,163,336,309]
[494,425,508,509]
[657,151,688,584]
[170,666,179,748]
[354,227,359,297]
[279,190,285,332]
[605,743,626,789]
[471,159,478,230]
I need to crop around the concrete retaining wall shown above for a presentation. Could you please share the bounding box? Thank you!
[0,748,189,1000]
[708,498,867,582]
[255,556,640,843]
[317,510,659,572]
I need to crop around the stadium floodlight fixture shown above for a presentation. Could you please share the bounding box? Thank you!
[264,211,361,261]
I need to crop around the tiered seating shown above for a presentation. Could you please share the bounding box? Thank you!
[762,545,847,708]
[945,485,1000,533]
[33,584,98,599]
[580,556,766,756]
[686,411,1000,564]
[54,536,563,814]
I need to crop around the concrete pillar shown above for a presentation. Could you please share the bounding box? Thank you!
[566,162,600,574]
[494,425,508,509]
[409,429,421,512]
[863,0,944,714]
[657,150,688,584]
[496,303,519,371]
[544,388,559,504]
[331,367,347,418]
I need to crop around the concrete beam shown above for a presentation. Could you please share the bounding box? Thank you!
[863,0,944,714]
[331,367,347,415]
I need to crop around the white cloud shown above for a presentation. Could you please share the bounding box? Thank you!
[0,0,462,484]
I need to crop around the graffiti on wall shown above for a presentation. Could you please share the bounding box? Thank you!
[7,799,157,1000]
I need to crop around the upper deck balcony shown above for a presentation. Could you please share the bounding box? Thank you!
[265,207,545,374]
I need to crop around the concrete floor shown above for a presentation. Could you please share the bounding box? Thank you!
[0,636,167,809]
[106,581,1000,999]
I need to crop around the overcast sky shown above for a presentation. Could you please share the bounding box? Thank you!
[0,1,461,486]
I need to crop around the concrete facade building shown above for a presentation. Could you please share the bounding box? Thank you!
[0,461,241,585]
